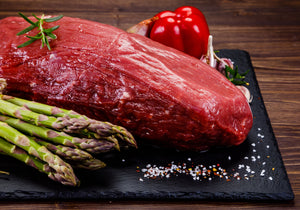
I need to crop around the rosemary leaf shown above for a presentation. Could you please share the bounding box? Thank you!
[224,65,249,86]
[44,25,60,33]
[18,12,36,26]
[26,34,42,40]
[44,15,64,23]
[17,38,36,48]
[17,24,36,35]
[47,33,57,40]
[43,35,51,50]
[241,69,250,77]
[32,13,41,21]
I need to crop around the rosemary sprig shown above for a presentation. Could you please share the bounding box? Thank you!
[17,12,63,50]
[224,65,249,85]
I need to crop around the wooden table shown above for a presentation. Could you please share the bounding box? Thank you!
[0,0,299,208]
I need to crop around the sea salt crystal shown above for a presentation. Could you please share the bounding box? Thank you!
[138,159,256,182]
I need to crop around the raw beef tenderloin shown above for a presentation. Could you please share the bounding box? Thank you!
[0,16,253,151]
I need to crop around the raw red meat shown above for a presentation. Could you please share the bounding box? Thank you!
[0,16,253,151]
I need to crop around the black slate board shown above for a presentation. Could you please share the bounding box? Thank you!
[0,50,294,201]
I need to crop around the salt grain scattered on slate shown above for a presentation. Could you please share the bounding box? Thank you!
[260,169,265,176]
[137,127,274,182]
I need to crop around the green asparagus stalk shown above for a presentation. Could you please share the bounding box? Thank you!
[0,95,137,148]
[0,137,78,185]
[35,139,106,170]
[0,115,117,154]
[69,158,106,171]
[88,120,136,149]
[33,138,106,170]
[0,98,66,129]
[0,122,79,186]
[34,138,93,161]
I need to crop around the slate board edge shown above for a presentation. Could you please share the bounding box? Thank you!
[0,190,294,201]
[221,49,294,201]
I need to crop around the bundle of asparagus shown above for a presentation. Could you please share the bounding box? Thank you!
[0,80,137,186]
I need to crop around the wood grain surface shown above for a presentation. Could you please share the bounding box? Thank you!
[0,0,299,209]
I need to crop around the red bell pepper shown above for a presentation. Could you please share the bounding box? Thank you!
[148,6,210,58]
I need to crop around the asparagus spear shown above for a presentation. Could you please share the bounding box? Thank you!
[69,158,106,171]
[0,122,79,186]
[33,138,106,170]
[34,138,93,161]
[88,120,136,149]
[0,98,66,129]
[0,95,137,148]
[0,137,78,185]
[35,140,106,170]
[0,115,117,154]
